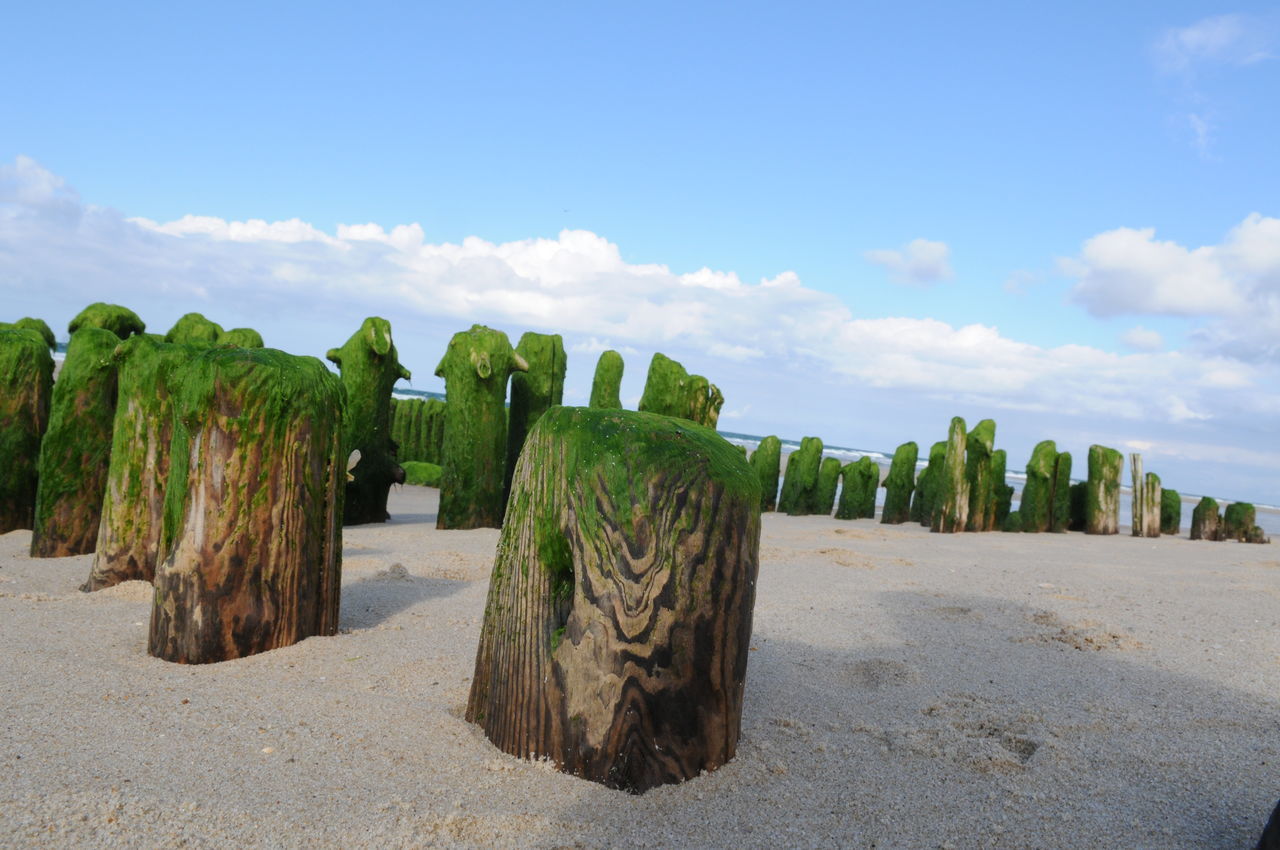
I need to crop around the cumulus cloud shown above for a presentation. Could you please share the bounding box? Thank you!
[865,238,953,285]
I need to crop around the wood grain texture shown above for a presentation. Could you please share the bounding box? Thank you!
[466,407,761,793]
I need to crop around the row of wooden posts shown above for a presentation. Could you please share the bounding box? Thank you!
[743,416,1268,543]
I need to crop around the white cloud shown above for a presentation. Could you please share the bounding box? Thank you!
[1154,14,1273,73]
[1121,326,1164,352]
[865,238,953,285]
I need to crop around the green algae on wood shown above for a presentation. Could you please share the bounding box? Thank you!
[68,303,145,340]
[83,336,194,591]
[836,456,878,520]
[217,327,264,348]
[816,456,842,517]
[1085,445,1123,535]
[932,418,968,533]
[1002,511,1023,533]
[435,325,528,529]
[1018,440,1058,534]
[1140,471,1162,538]
[963,419,996,532]
[0,329,55,532]
[1160,488,1181,536]
[882,441,918,525]
[504,332,566,502]
[1222,502,1257,542]
[466,406,760,793]
[1190,496,1221,541]
[589,349,624,409]
[1068,481,1087,531]
[748,435,782,512]
[165,312,224,345]
[327,317,411,526]
[402,461,443,487]
[1050,452,1073,534]
[637,352,724,428]
[777,436,823,515]
[913,441,947,526]
[0,318,56,349]
[993,450,1013,529]
[148,347,345,664]
[30,327,120,557]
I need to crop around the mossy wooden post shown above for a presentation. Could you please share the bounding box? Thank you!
[0,318,56,349]
[1050,452,1073,533]
[30,328,120,557]
[637,353,723,428]
[1190,496,1221,541]
[1223,502,1257,542]
[1068,481,1087,531]
[881,441,918,525]
[993,450,1013,529]
[406,399,425,461]
[589,349,624,409]
[148,348,344,664]
[425,399,446,463]
[816,456,842,516]
[217,327,264,348]
[84,336,191,590]
[913,441,947,526]
[1129,453,1144,537]
[1018,441,1058,533]
[165,312,223,345]
[777,437,822,515]
[1086,444,1122,535]
[748,435,781,512]
[68,302,145,340]
[931,418,968,533]
[836,456,878,520]
[435,325,528,530]
[1160,489,1181,536]
[504,332,566,501]
[466,407,760,794]
[963,419,996,532]
[0,329,54,532]
[327,317,411,525]
[1140,472,1162,538]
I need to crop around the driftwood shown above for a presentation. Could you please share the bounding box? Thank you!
[148,348,344,664]
[466,407,761,793]
[0,328,55,532]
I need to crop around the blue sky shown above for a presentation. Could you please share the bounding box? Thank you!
[2,2,1279,505]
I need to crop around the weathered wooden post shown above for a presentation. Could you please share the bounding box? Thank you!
[504,332,566,501]
[1160,489,1181,536]
[0,328,54,533]
[30,328,121,557]
[963,419,996,532]
[1019,440,1058,533]
[84,336,191,590]
[1129,453,1145,537]
[778,437,823,515]
[435,325,528,530]
[424,399,446,463]
[0,317,56,349]
[993,450,1013,529]
[1050,452,1073,533]
[912,441,947,526]
[589,349,624,409]
[326,317,411,525]
[68,302,146,340]
[466,407,760,793]
[1190,496,1221,541]
[816,456,842,516]
[165,312,223,344]
[748,435,781,512]
[637,353,723,428]
[148,347,344,664]
[836,456,878,520]
[1223,502,1257,542]
[1086,445,1123,534]
[932,418,968,533]
[882,441,918,525]
[1138,472,1162,537]
[1068,481,1087,531]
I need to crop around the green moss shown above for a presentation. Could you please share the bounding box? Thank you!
[1002,511,1023,533]
[68,303,145,340]
[0,318,56,349]
[326,317,411,525]
[1068,481,1087,531]
[165,312,224,344]
[912,441,947,526]
[1085,445,1123,535]
[589,349,624,409]
[505,332,566,502]
[0,329,55,532]
[882,441,918,525]
[932,418,967,533]
[1050,452,1072,533]
[1160,489,1181,536]
[217,327,265,348]
[402,461,443,487]
[836,456,878,520]
[748,435,781,512]
[816,456,842,516]
[636,352,723,428]
[1019,440,1058,533]
[963,419,996,532]
[1223,502,1257,542]
[777,436,823,515]
[1190,496,1220,541]
[992,450,1013,528]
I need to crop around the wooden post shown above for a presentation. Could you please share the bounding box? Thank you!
[326,317,411,525]
[637,353,723,428]
[148,348,344,664]
[993,450,1013,530]
[932,418,968,533]
[0,328,54,533]
[1190,496,1221,541]
[778,436,822,515]
[881,441,918,524]
[435,325,528,529]
[164,312,223,344]
[836,456,878,520]
[589,349,624,409]
[1019,440,1058,533]
[1223,502,1257,542]
[30,327,120,557]
[748,435,781,512]
[217,327,264,348]
[963,419,996,532]
[1139,472,1162,538]
[0,318,56,350]
[68,302,145,340]
[912,441,947,526]
[466,407,761,793]
[1157,489,1180,535]
[1050,452,1073,533]
[815,456,842,516]
[504,332,566,502]
[1086,444,1122,534]
[1129,453,1144,537]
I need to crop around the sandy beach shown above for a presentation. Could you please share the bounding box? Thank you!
[2,484,1277,848]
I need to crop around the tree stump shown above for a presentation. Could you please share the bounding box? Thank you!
[778,436,822,515]
[0,328,54,533]
[435,325,528,530]
[327,317,411,525]
[881,441,917,525]
[504,332,566,501]
[1085,444,1122,534]
[84,336,191,590]
[836,456,878,520]
[1019,440,1057,533]
[748,435,781,512]
[816,456,842,516]
[912,441,947,526]
[1190,496,1221,541]
[148,348,344,664]
[637,353,723,428]
[932,418,968,533]
[466,407,761,793]
[1050,452,1073,533]
[1160,488,1181,536]
[165,312,224,344]
[589,349,624,409]
[963,419,996,532]
[68,302,145,340]
[30,328,120,557]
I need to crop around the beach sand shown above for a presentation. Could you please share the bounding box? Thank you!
[2,485,1277,848]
